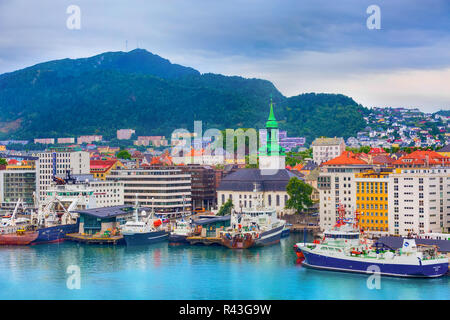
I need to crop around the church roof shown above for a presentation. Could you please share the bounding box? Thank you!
[265,99,278,129]
[217,168,301,192]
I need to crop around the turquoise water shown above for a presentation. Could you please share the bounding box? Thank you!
[0,233,448,300]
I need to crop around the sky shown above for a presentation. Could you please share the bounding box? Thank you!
[0,0,449,112]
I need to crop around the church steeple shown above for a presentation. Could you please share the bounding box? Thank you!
[265,96,278,129]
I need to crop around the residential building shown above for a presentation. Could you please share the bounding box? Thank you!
[90,159,124,180]
[388,167,450,235]
[57,138,75,144]
[77,135,102,144]
[107,166,191,214]
[311,137,346,165]
[318,151,373,230]
[355,170,390,234]
[34,138,55,145]
[36,146,90,202]
[117,129,135,140]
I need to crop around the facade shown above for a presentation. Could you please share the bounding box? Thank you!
[36,147,90,202]
[388,167,450,235]
[106,166,191,214]
[179,165,216,210]
[77,135,102,144]
[117,129,135,140]
[57,138,75,144]
[318,151,373,230]
[134,136,168,147]
[311,137,346,165]
[34,138,55,145]
[355,170,390,234]
[0,169,36,206]
[90,159,124,180]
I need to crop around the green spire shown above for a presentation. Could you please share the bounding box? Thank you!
[265,96,278,129]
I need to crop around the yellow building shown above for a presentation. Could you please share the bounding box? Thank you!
[355,170,390,233]
[90,159,124,180]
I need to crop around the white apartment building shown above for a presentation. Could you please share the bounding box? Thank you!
[106,166,191,213]
[36,147,90,202]
[317,156,373,230]
[311,137,346,165]
[388,167,450,236]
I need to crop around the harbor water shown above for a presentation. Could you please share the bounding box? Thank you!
[0,233,448,300]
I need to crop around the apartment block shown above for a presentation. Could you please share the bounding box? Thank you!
[388,167,450,235]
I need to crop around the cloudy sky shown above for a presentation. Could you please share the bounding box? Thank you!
[0,0,449,112]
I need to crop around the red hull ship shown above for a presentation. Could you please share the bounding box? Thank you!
[0,231,39,245]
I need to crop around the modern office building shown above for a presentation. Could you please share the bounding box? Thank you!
[107,166,191,214]
[36,146,90,202]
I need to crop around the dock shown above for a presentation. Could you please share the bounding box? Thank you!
[66,233,124,245]
[289,224,320,233]
[186,236,223,246]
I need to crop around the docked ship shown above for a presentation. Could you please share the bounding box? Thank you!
[220,185,286,249]
[0,199,37,245]
[294,206,449,278]
[168,218,193,245]
[121,200,169,246]
[29,174,95,245]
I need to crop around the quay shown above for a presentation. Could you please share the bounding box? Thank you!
[186,236,222,246]
[66,233,124,245]
[289,224,320,233]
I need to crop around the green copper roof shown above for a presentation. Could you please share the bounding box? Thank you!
[265,98,278,129]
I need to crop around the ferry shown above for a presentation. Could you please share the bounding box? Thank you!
[121,200,169,246]
[220,185,286,249]
[294,205,449,278]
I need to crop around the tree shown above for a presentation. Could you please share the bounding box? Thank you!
[285,177,313,214]
[116,149,131,160]
[217,199,234,216]
[0,158,7,166]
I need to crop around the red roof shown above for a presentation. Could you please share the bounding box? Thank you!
[7,159,18,165]
[90,159,118,171]
[368,147,386,154]
[393,150,449,166]
[322,151,368,166]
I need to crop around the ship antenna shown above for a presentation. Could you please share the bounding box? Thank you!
[134,194,139,222]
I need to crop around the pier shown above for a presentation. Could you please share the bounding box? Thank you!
[289,224,320,233]
[66,233,124,245]
[186,236,222,246]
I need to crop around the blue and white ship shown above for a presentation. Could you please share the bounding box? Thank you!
[294,206,448,278]
[121,199,169,246]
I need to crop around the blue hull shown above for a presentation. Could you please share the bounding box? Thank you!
[301,250,448,278]
[255,225,284,247]
[281,228,290,238]
[168,233,189,244]
[123,230,169,246]
[31,222,79,245]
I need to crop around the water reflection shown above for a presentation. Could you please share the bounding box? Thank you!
[0,233,448,300]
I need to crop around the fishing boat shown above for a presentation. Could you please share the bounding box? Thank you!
[220,183,286,249]
[168,218,193,245]
[121,198,169,246]
[294,205,449,278]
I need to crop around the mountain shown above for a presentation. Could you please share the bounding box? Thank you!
[0,49,367,144]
